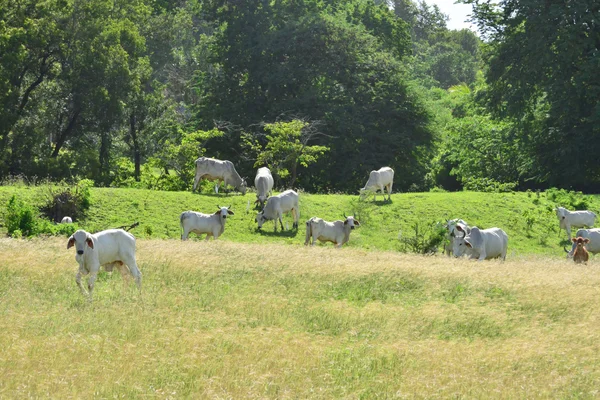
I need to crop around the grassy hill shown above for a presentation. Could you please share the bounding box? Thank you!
[0,184,597,256]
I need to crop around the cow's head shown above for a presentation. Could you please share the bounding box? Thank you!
[255,210,268,229]
[451,224,472,257]
[239,178,247,195]
[67,229,94,257]
[572,236,590,248]
[214,205,234,220]
[556,207,566,220]
[343,214,360,230]
[255,195,268,209]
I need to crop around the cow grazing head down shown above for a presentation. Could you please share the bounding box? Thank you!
[572,236,590,264]
[67,230,94,256]
[215,205,234,220]
[239,179,248,195]
[255,210,268,229]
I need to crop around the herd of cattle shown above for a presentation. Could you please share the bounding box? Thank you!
[63,157,599,298]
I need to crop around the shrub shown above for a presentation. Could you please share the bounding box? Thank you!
[4,195,38,237]
[546,188,591,210]
[39,180,92,222]
[463,178,517,193]
[399,222,446,254]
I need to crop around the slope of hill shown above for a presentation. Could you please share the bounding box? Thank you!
[0,185,595,256]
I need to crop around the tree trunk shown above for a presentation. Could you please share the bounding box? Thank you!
[129,112,141,181]
[51,108,81,157]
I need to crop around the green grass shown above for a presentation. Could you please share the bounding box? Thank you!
[0,184,596,255]
[1,239,600,398]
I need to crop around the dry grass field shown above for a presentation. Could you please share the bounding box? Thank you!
[1,237,600,398]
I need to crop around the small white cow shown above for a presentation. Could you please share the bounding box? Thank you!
[444,218,468,256]
[565,228,600,258]
[192,157,247,195]
[61,216,73,224]
[254,167,274,209]
[453,226,508,261]
[67,229,141,297]
[359,167,394,201]
[304,215,360,248]
[180,206,234,240]
[556,206,596,239]
[256,190,299,231]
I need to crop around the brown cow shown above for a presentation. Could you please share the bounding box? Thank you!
[572,236,590,264]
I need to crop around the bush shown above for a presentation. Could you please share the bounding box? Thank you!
[463,178,517,193]
[399,222,446,254]
[39,180,92,222]
[546,188,591,210]
[4,195,37,237]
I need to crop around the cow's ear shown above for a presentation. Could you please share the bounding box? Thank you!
[214,210,221,215]
[67,236,75,249]
[86,237,94,249]
[227,209,235,215]
[572,238,577,243]
[354,220,360,226]
[584,238,590,243]
[344,219,348,225]
[456,225,464,232]
[465,240,472,248]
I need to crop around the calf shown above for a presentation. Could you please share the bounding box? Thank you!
[571,236,590,264]
[67,229,141,297]
[564,228,600,258]
[556,206,596,239]
[304,215,360,248]
[180,206,234,240]
[256,190,299,231]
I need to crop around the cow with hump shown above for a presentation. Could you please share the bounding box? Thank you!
[555,206,596,240]
[453,225,508,261]
[192,157,247,195]
[180,206,234,240]
[255,190,299,231]
[304,215,360,248]
[359,167,394,202]
[254,167,274,209]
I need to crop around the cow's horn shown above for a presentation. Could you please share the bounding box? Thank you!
[228,205,232,209]
[343,213,347,219]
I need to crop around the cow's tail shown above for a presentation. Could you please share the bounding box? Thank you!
[304,218,313,246]
[180,212,187,240]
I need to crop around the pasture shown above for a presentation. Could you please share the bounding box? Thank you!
[1,238,600,398]
[0,185,594,255]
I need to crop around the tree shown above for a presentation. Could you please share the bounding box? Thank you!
[463,0,600,190]
[244,120,329,188]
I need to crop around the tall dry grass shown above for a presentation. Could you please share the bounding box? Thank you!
[1,237,600,398]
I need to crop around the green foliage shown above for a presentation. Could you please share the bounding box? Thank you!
[463,178,517,193]
[4,195,38,237]
[546,188,592,211]
[399,221,446,254]
[39,180,92,222]
[244,120,328,188]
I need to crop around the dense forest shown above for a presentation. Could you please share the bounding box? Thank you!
[1,0,598,192]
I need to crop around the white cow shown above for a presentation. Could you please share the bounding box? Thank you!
[444,218,469,256]
[304,215,360,248]
[359,167,394,201]
[61,216,73,224]
[565,228,600,258]
[67,229,141,297]
[180,206,234,240]
[556,206,596,239]
[256,190,299,231]
[192,157,247,195]
[452,226,508,261]
[254,167,274,209]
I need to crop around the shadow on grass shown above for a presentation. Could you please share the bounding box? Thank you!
[256,228,299,238]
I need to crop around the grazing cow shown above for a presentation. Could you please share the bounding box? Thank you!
[255,190,299,231]
[192,157,247,195]
[304,215,360,248]
[180,206,234,240]
[254,167,274,209]
[564,228,600,258]
[67,229,141,297]
[359,167,394,202]
[61,216,73,224]
[444,218,469,256]
[555,206,596,239]
[571,237,590,264]
[453,225,508,261]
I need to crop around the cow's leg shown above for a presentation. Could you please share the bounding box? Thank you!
[477,251,487,261]
[181,229,189,241]
[566,225,572,240]
[193,173,201,191]
[75,270,87,295]
[205,233,212,241]
[87,269,99,298]
[279,216,284,231]
[292,209,298,229]
[387,183,393,201]
[312,231,319,246]
[122,258,142,290]
[214,182,219,194]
